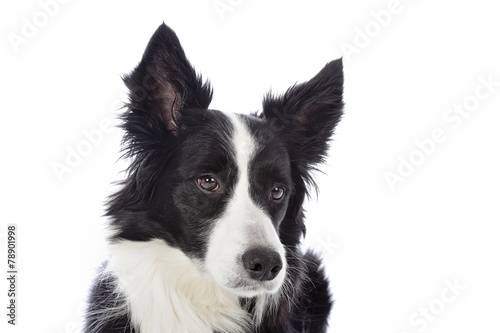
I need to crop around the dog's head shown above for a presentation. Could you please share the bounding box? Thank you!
[109,23,343,297]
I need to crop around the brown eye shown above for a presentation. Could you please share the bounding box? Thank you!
[197,176,219,191]
[271,186,285,200]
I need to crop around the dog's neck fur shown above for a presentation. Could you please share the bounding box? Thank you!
[106,239,257,333]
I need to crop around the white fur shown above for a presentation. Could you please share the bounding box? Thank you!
[106,239,251,333]
[204,113,287,297]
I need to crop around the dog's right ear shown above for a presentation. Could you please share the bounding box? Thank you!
[123,23,212,135]
[262,59,344,167]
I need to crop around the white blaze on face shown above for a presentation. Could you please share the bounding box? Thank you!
[204,112,286,297]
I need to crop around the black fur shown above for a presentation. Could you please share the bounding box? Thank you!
[86,23,343,333]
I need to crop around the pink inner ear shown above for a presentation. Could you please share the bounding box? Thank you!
[155,81,182,134]
[295,103,321,129]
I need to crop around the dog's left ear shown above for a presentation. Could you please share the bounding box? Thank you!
[123,23,212,135]
[262,59,344,165]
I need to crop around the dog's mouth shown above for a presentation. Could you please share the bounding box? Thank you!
[227,276,284,297]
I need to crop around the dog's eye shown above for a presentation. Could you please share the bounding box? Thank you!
[197,176,219,192]
[271,186,285,200]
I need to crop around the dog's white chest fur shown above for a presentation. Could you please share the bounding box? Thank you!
[106,239,251,333]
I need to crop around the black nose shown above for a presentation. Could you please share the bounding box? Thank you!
[242,248,283,281]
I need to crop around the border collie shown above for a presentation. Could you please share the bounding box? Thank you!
[85,23,344,333]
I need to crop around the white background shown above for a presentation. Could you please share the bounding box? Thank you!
[1,0,499,332]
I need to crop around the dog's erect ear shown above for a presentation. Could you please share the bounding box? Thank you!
[262,59,344,166]
[123,23,212,134]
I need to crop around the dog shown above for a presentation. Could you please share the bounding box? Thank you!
[85,23,344,333]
